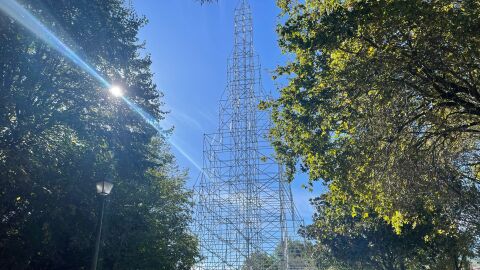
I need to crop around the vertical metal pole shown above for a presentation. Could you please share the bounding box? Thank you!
[91,196,106,270]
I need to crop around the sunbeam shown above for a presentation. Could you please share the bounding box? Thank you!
[0,0,110,87]
[169,138,204,173]
[0,0,201,170]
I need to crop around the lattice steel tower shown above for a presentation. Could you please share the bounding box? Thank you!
[193,1,313,269]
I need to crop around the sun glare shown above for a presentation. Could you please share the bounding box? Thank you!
[109,85,123,97]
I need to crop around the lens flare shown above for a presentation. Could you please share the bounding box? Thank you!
[0,0,202,171]
[109,85,124,97]
[0,0,110,87]
[169,138,204,173]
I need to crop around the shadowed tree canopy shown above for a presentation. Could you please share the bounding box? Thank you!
[0,0,198,269]
[305,195,473,270]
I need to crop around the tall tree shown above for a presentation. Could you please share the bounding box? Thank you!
[0,0,198,269]
[266,0,480,266]
[306,195,472,270]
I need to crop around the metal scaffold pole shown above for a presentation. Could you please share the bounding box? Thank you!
[193,1,314,269]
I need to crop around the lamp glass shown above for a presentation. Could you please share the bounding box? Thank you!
[96,181,113,195]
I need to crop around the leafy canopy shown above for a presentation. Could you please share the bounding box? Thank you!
[0,0,198,269]
[268,0,480,266]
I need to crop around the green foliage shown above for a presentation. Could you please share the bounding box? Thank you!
[306,195,473,270]
[242,251,276,270]
[270,0,480,267]
[0,0,198,269]
[240,240,314,270]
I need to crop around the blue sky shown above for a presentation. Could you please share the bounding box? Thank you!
[132,0,320,224]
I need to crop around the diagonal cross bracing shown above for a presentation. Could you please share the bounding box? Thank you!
[193,1,315,269]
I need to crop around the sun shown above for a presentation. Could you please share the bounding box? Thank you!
[109,85,123,97]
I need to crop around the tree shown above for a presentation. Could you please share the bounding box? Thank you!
[305,195,473,270]
[242,251,276,270]
[266,0,480,266]
[0,0,198,269]
[240,240,315,270]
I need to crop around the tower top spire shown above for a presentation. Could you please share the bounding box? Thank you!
[232,0,253,58]
[235,0,250,10]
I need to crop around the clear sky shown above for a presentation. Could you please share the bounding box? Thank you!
[131,0,320,224]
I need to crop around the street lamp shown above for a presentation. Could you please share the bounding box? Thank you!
[96,181,114,196]
[91,180,113,270]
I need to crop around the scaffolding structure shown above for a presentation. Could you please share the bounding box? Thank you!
[193,1,313,269]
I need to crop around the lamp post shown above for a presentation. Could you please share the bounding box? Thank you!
[91,180,113,270]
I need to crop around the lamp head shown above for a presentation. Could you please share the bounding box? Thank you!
[96,180,113,196]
